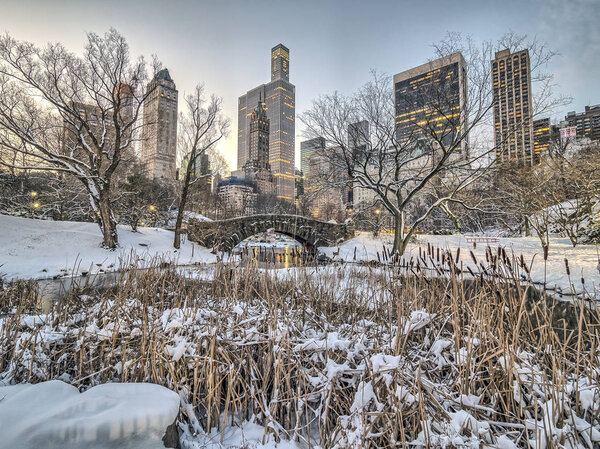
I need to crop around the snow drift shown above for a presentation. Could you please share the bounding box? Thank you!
[0,380,179,449]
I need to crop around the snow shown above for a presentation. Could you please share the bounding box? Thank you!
[167,210,212,227]
[180,420,301,448]
[0,214,216,280]
[0,380,179,449]
[320,232,600,295]
[2,270,600,448]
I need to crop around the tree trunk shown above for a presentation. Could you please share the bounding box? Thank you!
[392,212,409,256]
[97,190,118,249]
[524,216,531,237]
[174,168,192,249]
[536,229,549,255]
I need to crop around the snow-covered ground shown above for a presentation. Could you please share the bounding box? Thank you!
[320,232,600,295]
[166,210,213,227]
[1,214,598,296]
[0,214,216,281]
[180,421,300,448]
[0,380,179,449]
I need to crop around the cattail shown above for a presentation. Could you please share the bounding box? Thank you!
[470,250,478,265]
[564,258,570,276]
[543,245,549,261]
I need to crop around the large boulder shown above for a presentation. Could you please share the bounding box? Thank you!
[0,380,180,449]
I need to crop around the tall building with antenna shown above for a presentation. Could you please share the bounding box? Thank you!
[237,44,295,201]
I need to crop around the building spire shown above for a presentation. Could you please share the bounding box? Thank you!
[271,44,290,82]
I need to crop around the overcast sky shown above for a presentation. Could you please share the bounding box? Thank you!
[2,0,599,170]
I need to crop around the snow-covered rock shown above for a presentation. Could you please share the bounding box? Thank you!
[0,380,180,449]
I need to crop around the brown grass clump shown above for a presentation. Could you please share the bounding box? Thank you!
[1,250,599,448]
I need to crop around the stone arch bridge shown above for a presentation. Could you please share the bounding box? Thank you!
[187,214,355,252]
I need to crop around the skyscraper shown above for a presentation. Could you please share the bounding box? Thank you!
[244,99,274,195]
[394,52,468,155]
[492,49,535,165]
[238,44,295,201]
[300,137,325,176]
[142,69,178,179]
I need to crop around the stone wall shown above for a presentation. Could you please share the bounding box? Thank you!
[187,214,355,252]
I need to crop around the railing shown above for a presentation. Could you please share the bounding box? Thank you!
[465,236,500,248]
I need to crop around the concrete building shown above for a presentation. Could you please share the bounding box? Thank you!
[394,52,468,156]
[217,178,256,216]
[142,69,178,180]
[238,44,295,201]
[562,105,600,142]
[492,49,535,165]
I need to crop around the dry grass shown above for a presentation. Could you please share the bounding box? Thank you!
[1,248,599,448]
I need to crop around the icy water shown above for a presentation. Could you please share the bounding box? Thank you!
[237,244,307,269]
[233,231,308,269]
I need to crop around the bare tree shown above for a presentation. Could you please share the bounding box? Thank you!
[113,162,176,232]
[301,34,565,255]
[0,169,90,220]
[497,163,554,252]
[174,85,229,249]
[544,144,600,246]
[0,29,157,248]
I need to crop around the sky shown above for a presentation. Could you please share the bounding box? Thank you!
[2,0,599,171]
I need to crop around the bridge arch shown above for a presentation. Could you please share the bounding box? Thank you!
[187,214,355,253]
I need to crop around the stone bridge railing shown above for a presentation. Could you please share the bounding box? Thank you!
[187,214,355,252]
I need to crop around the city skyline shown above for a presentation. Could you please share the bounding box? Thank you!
[237,44,295,200]
[2,0,599,172]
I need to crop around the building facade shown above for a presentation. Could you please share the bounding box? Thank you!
[238,44,295,201]
[533,118,551,157]
[394,52,468,156]
[304,146,350,221]
[300,137,325,177]
[63,83,136,165]
[492,49,535,165]
[217,179,256,216]
[178,152,213,199]
[243,100,274,195]
[562,105,600,142]
[142,69,178,180]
